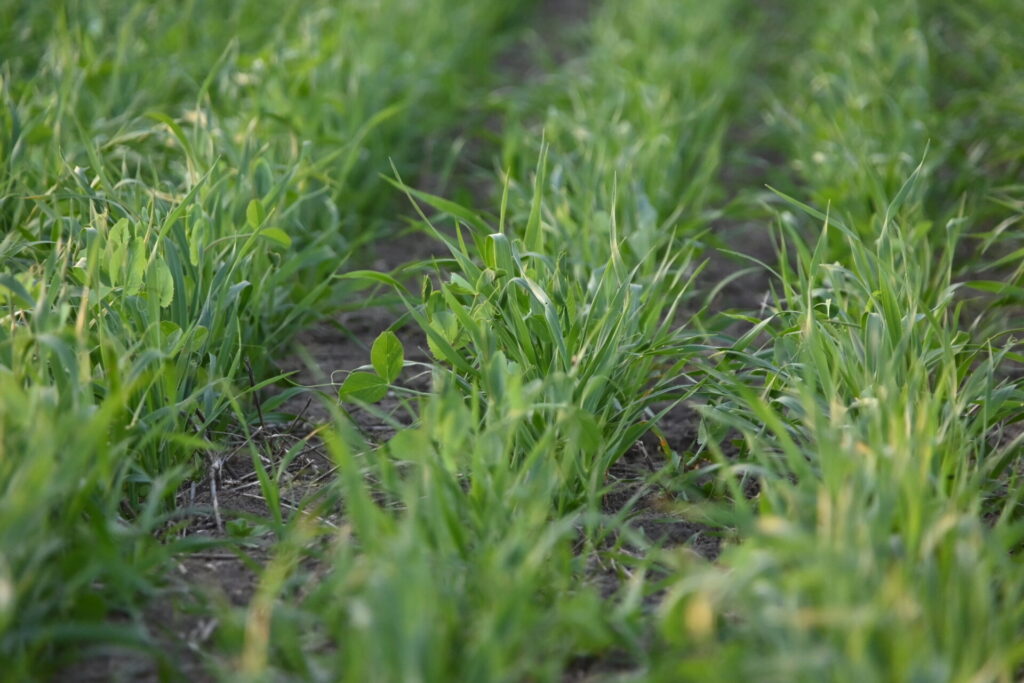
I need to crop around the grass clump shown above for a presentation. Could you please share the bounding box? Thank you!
[396,182,701,504]
[659,198,1024,681]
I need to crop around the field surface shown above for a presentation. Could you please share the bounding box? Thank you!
[2,0,1023,681]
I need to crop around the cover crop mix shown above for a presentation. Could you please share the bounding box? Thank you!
[1,0,1022,680]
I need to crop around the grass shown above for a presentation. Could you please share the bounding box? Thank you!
[1,0,1022,680]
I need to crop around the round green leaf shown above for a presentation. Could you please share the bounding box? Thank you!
[246,199,266,229]
[259,227,292,249]
[339,371,388,403]
[371,331,404,383]
[151,258,174,307]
